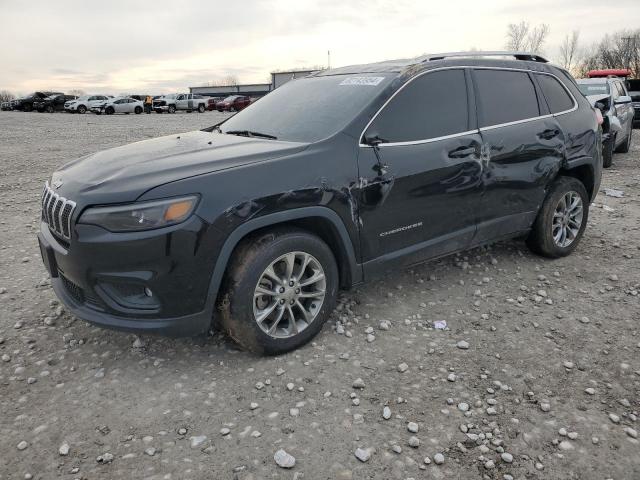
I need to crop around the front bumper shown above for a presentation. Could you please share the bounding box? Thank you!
[38,217,217,337]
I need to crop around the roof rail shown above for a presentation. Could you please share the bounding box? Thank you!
[420,51,549,63]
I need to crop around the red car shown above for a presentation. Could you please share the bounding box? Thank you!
[215,95,251,112]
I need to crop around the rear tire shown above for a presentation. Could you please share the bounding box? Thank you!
[198,104,205,113]
[46,105,54,113]
[602,135,614,168]
[105,106,114,115]
[615,127,632,153]
[526,176,589,258]
[23,104,33,112]
[218,228,338,355]
[134,106,142,114]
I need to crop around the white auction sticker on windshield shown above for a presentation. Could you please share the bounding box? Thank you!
[340,76,385,86]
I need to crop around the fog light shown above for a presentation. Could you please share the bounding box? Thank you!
[144,287,153,297]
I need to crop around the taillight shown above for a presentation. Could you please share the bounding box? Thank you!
[594,108,604,125]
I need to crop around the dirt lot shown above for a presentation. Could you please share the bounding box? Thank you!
[0,111,638,480]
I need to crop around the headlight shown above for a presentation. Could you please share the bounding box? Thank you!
[78,195,199,232]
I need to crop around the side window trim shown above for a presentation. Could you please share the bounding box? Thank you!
[471,67,578,132]
[359,66,477,148]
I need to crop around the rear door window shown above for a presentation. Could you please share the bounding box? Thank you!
[365,69,469,143]
[535,74,575,114]
[474,69,540,127]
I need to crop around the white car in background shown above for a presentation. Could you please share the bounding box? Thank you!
[91,97,144,115]
[64,95,112,114]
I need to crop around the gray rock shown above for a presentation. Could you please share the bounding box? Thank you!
[97,452,114,464]
[434,453,445,465]
[58,443,70,456]
[624,427,638,439]
[501,452,513,463]
[457,340,470,350]
[407,422,419,433]
[382,406,391,420]
[17,441,28,451]
[397,362,409,373]
[190,435,207,448]
[274,449,296,468]
[408,436,420,447]
[354,447,371,462]
[352,378,365,389]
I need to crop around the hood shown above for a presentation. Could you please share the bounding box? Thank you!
[53,130,308,205]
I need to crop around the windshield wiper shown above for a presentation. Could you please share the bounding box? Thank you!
[225,130,278,140]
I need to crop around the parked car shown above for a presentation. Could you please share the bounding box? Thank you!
[1,101,12,111]
[577,75,634,167]
[65,95,111,114]
[207,97,224,111]
[153,93,208,113]
[215,95,251,112]
[34,94,78,113]
[627,79,640,128]
[13,91,63,112]
[91,97,144,115]
[38,51,601,354]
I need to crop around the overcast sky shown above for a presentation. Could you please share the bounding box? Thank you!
[0,0,638,95]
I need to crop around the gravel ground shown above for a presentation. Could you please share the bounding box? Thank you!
[0,111,639,480]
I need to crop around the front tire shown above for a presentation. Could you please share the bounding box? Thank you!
[218,228,338,355]
[526,176,589,258]
[46,105,54,113]
[77,105,87,114]
[105,106,114,115]
[168,105,176,114]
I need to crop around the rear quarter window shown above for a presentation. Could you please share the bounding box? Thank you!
[474,69,540,127]
[536,74,575,114]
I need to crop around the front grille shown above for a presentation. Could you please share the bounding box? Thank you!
[41,182,76,240]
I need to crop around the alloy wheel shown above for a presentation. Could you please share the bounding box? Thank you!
[552,191,583,248]
[253,251,326,338]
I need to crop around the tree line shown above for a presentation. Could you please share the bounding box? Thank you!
[505,21,639,78]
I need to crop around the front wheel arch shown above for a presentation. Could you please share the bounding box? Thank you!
[206,208,361,315]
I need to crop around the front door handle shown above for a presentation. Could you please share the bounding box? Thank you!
[538,128,560,140]
[448,145,477,159]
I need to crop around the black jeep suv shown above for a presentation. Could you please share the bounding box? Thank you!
[38,51,602,354]
[34,94,78,113]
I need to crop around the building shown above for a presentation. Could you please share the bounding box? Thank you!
[189,83,271,98]
[270,69,321,89]
[189,68,323,99]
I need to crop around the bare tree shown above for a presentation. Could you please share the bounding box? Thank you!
[578,29,640,78]
[209,75,239,87]
[0,90,16,103]
[68,89,86,96]
[506,21,530,51]
[559,30,581,72]
[505,21,550,54]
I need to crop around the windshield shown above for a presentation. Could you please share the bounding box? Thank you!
[578,82,609,96]
[220,74,393,143]
[163,94,177,99]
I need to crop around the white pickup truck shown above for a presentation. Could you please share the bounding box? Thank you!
[152,93,208,113]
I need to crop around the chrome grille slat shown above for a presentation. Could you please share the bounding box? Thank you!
[41,182,76,241]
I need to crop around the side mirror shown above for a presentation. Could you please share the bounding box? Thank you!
[615,95,632,105]
[362,134,386,147]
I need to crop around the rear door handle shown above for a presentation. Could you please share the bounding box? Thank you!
[538,128,560,140]
[448,145,477,158]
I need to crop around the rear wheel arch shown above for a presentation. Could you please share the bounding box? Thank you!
[558,163,595,200]
[207,208,360,311]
